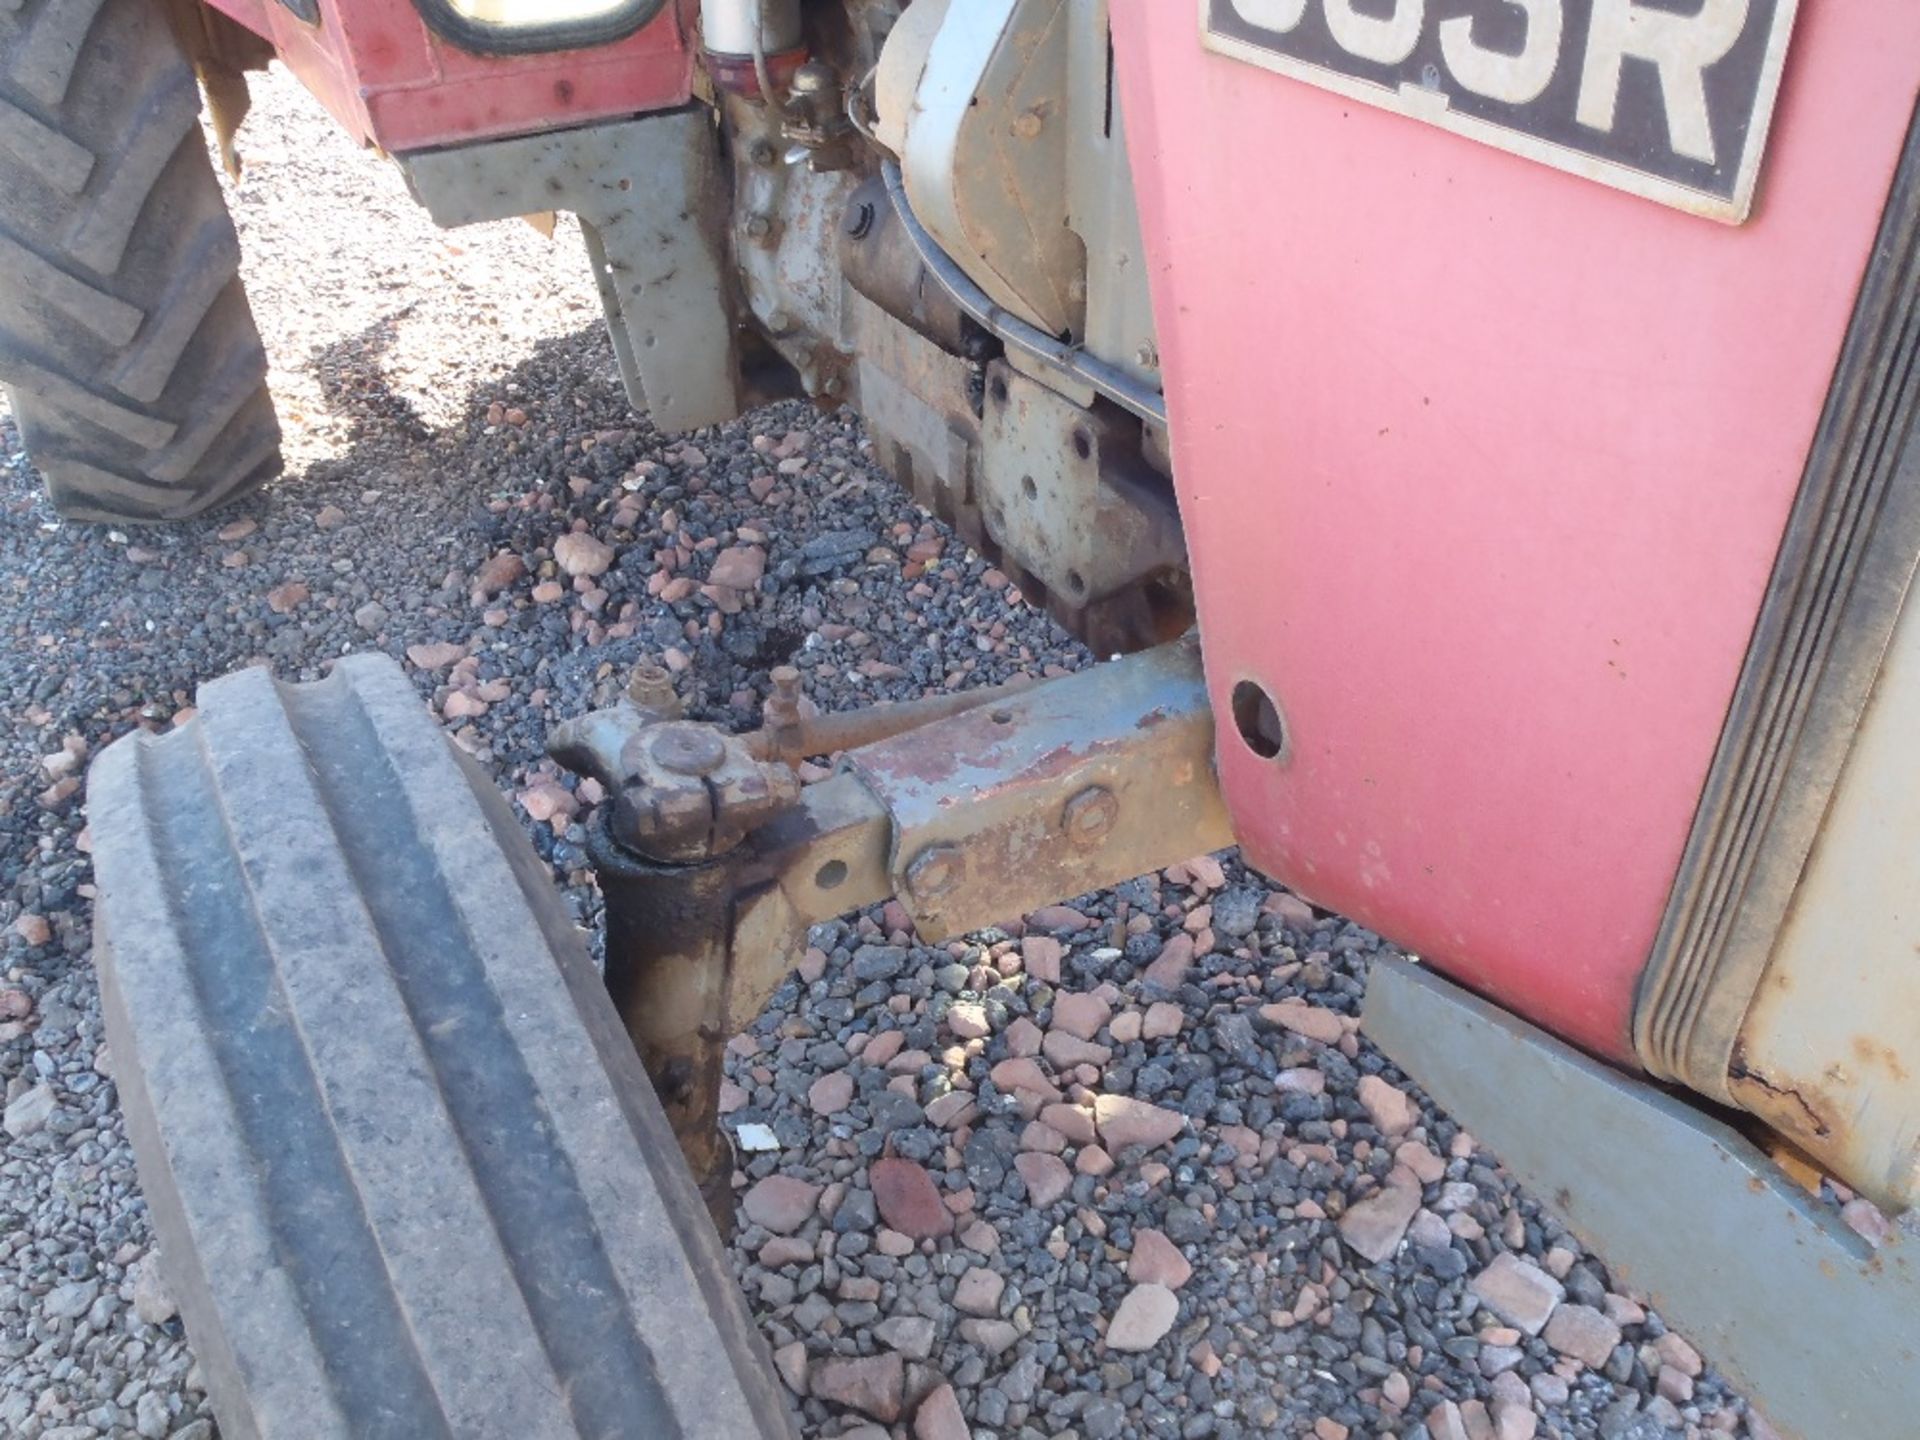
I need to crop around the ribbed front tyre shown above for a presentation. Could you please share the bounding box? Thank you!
[88,655,800,1440]
[0,0,281,522]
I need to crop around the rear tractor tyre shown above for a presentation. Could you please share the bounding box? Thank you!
[0,0,281,522]
[88,655,798,1440]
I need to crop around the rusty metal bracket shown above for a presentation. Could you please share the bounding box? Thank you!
[550,667,800,863]
[978,359,1186,612]
[558,638,1229,1222]
[847,632,1231,939]
[748,664,1033,766]
[582,770,893,1230]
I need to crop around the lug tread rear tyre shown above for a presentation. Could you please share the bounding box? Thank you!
[0,0,280,521]
[89,655,799,1440]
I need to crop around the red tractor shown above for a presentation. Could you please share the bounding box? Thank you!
[5,1,1916,1437]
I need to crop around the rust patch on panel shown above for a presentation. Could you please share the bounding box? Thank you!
[1729,1045,1839,1156]
[1852,1034,1911,1083]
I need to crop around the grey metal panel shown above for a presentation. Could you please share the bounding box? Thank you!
[890,0,1079,336]
[1636,100,1920,1107]
[1365,958,1920,1440]
[1727,561,1920,1210]
[401,110,742,431]
[724,90,856,401]
[879,0,1164,397]
[978,359,1184,607]
[1064,0,1160,386]
[579,218,643,406]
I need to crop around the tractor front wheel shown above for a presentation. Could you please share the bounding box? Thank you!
[0,0,281,522]
[88,655,799,1439]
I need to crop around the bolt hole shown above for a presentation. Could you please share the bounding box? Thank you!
[815,859,849,891]
[1230,680,1286,759]
[1072,430,1092,461]
[1067,569,1087,595]
[990,709,1013,724]
[990,376,1009,405]
[1021,475,1038,500]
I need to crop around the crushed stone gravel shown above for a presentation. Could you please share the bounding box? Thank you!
[0,63,1786,1440]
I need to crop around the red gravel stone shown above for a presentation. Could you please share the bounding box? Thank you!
[871,1157,953,1239]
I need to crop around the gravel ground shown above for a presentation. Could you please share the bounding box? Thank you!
[0,66,1783,1440]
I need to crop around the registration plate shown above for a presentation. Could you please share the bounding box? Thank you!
[1202,0,1799,223]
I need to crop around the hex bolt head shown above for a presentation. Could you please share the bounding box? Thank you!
[1062,785,1119,846]
[650,725,728,777]
[745,213,774,240]
[905,843,962,901]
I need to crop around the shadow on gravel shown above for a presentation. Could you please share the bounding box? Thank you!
[1,304,1078,933]
[308,308,437,446]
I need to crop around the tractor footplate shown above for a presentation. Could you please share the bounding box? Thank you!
[1364,959,1920,1440]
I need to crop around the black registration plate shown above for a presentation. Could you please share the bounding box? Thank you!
[1202,0,1799,223]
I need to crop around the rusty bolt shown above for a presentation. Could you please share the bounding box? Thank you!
[820,375,844,398]
[1061,785,1119,846]
[1012,109,1044,140]
[905,843,962,901]
[650,725,728,777]
[764,665,804,734]
[745,213,774,240]
[628,663,681,717]
[748,138,777,166]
